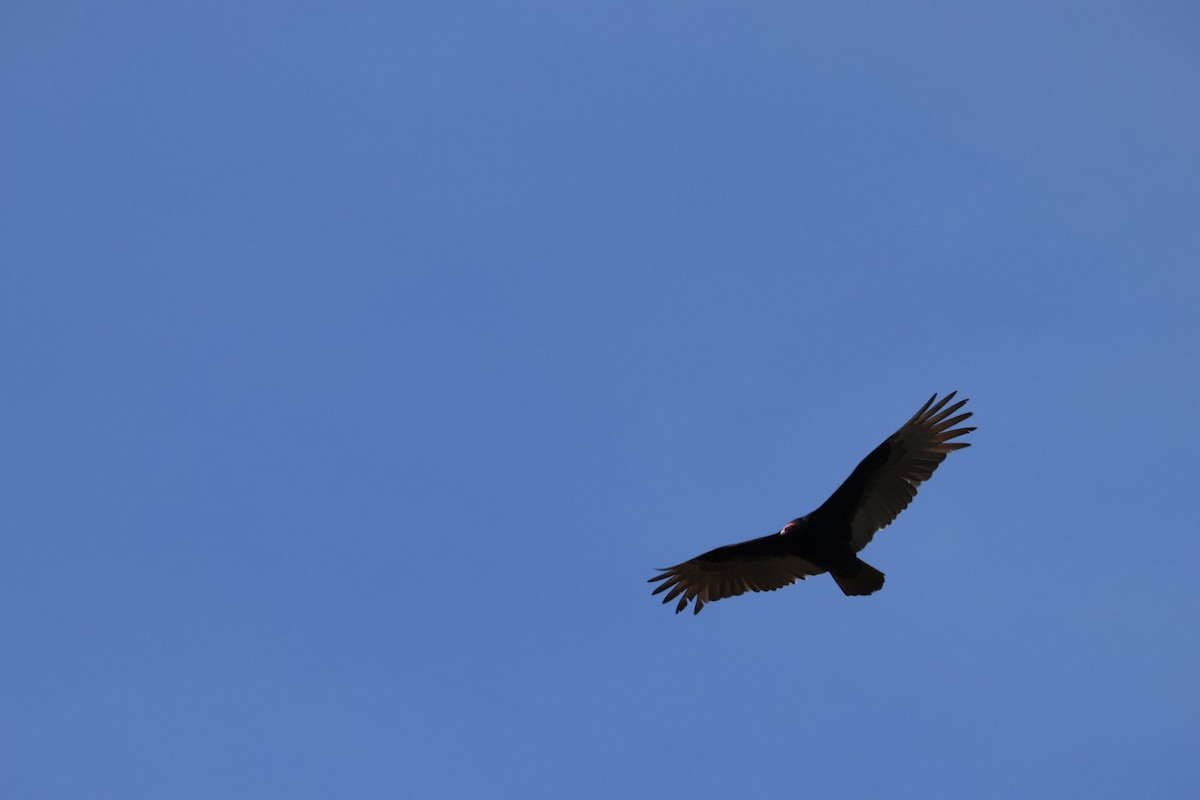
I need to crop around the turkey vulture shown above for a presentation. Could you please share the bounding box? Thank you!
[649,392,974,614]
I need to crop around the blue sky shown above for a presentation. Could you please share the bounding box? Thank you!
[3,2,1199,797]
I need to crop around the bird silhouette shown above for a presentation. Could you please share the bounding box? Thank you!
[649,392,974,614]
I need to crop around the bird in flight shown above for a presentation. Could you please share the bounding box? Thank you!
[649,392,974,614]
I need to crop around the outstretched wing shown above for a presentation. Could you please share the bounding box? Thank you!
[648,534,825,615]
[814,392,974,552]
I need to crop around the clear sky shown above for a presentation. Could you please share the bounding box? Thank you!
[3,2,1198,798]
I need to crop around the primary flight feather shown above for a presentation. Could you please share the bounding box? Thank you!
[649,392,974,614]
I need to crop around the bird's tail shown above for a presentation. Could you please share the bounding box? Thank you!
[832,559,886,596]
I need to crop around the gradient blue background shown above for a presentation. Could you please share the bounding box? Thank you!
[3,2,1198,797]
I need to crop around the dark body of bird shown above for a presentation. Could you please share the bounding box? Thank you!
[649,392,974,614]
